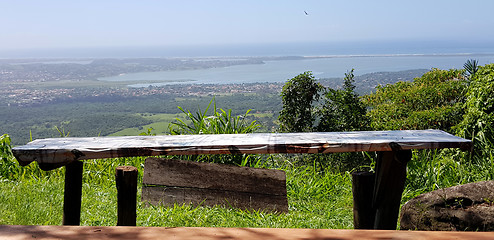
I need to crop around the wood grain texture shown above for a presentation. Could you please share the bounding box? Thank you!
[372,150,412,230]
[116,166,138,226]
[2,225,494,240]
[142,186,289,213]
[142,158,288,212]
[13,130,472,170]
[143,158,287,195]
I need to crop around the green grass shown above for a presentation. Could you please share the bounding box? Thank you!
[0,157,354,228]
[110,113,186,136]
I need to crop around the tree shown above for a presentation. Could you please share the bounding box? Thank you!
[317,69,369,132]
[278,71,324,132]
[279,70,371,172]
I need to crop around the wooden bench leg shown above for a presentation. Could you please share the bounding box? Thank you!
[63,160,83,225]
[372,150,412,230]
[352,171,376,229]
[116,166,138,226]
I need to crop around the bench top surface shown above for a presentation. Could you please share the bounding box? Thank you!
[13,130,472,170]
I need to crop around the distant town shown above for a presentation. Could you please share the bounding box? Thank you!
[2,82,284,107]
[0,57,427,107]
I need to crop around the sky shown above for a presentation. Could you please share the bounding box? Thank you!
[1,0,494,52]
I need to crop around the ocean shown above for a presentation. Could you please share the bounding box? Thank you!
[4,41,494,85]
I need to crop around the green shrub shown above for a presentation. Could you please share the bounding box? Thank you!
[0,134,19,180]
[169,98,260,135]
[454,63,494,156]
[168,98,263,166]
[364,68,467,132]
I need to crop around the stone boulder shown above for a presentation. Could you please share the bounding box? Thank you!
[400,180,494,231]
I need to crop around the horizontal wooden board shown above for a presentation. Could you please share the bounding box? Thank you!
[142,186,288,213]
[13,130,472,170]
[143,158,286,195]
[142,158,288,212]
[2,225,494,240]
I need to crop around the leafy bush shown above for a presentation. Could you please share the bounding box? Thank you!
[454,63,494,156]
[0,134,18,180]
[364,68,468,132]
[169,98,260,135]
[168,98,264,166]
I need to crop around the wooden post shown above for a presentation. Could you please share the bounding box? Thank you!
[63,160,84,226]
[352,171,376,229]
[372,150,412,230]
[116,166,138,226]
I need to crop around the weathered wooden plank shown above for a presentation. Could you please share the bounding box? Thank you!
[2,225,494,240]
[142,158,288,212]
[143,158,287,195]
[13,130,472,170]
[142,186,289,213]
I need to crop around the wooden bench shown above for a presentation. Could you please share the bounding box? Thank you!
[2,225,493,240]
[12,130,472,229]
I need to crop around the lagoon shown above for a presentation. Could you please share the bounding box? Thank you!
[98,54,494,87]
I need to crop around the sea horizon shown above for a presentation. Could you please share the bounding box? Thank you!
[1,40,494,59]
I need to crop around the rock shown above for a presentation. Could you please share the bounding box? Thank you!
[400,180,494,231]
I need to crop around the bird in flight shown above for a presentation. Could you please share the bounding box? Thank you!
[304,11,309,15]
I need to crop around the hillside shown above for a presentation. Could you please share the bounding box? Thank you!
[2,69,427,146]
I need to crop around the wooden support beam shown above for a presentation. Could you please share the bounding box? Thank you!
[372,150,412,230]
[352,171,376,229]
[116,166,138,226]
[63,160,83,226]
[142,158,288,213]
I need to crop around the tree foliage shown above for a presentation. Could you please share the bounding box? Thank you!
[364,68,468,132]
[278,72,324,132]
[455,63,494,154]
[464,59,479,78]
[278,70,369,133]
[317,69,370,132]
[278,70,371,172]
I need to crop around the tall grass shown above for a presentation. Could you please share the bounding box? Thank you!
[404,145,494,203]
[0,144,354,228]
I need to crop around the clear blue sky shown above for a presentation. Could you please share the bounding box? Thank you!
[1,0,493,51]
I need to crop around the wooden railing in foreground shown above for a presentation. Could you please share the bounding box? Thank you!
[1,225,493,240]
